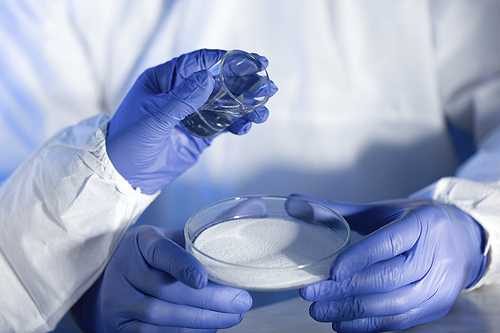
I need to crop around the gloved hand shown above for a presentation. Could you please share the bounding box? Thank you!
[106,49,276,194]
[73,225,252,333]
[292,194,489,333]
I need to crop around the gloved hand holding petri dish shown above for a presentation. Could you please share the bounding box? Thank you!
[184,195,351,291]
[180,50,273,138]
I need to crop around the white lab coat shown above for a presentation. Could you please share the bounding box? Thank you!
[0,0,499,331]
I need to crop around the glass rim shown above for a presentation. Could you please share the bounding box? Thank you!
[217,50,271,112]
[184,194,351,271]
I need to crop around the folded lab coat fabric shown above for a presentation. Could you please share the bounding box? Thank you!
[0,114,157,332]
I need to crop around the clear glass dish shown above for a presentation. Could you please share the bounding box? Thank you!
[184,195,350,291]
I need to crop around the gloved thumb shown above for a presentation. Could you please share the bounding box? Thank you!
[138,227,208,289]
[288,193,385,235]
[155,69,215,124]
[288,194,365,218]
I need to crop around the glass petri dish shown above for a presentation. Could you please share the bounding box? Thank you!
[184,195,350,291]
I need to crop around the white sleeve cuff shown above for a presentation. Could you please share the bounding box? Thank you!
[432,177,500,291]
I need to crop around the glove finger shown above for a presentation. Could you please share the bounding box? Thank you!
[167,281,252,314]
[243,106,270,124]
[330,213,421,281]
[301,254,423,301]
[331,314,414,333]
[130,267,252,314]
[244,79,277,100]
[250,53,269,69]
[331,302,450,333]
[155,70,215,124]
[288,194,367,218]
[287,195,406,236]
[309,283,428,323]
[223,105,270,135]
[121,321,218,333]
[225,52,266,77]
[175,49,226,78]
[284,195,345,225]
[230,78,276,104]
[226,117,253,135]
[223,78,276,135]
[131,295,245,329]
[214,196,269,221]
[269,79,279,96]
[137,227,208,289]
[162,228,185,248]
[150,49,225,92]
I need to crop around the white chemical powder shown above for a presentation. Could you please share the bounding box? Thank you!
[191,217,346,290]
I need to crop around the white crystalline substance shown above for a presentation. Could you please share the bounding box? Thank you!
[192,217,345,290]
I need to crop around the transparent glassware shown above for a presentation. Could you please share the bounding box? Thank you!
[180,50,272,138]
[184,195,351,291]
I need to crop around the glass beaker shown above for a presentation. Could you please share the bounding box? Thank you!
[180,50,272,138]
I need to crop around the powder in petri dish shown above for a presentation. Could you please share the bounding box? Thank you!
[192,216,345,289]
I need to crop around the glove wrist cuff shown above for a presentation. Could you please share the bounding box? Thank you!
[465,222,489,289]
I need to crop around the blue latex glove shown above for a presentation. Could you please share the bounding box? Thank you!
[73,225,252,332]
[106,49,275,194]
[292,194,489,333]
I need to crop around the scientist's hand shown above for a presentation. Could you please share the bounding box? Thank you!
[106,49,274,194]
[292,195,488,333]
[74,225,252,333]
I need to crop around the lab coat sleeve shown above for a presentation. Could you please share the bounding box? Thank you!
[0,113,158,332]
[423,0,500,290]
[429,122,500,290]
